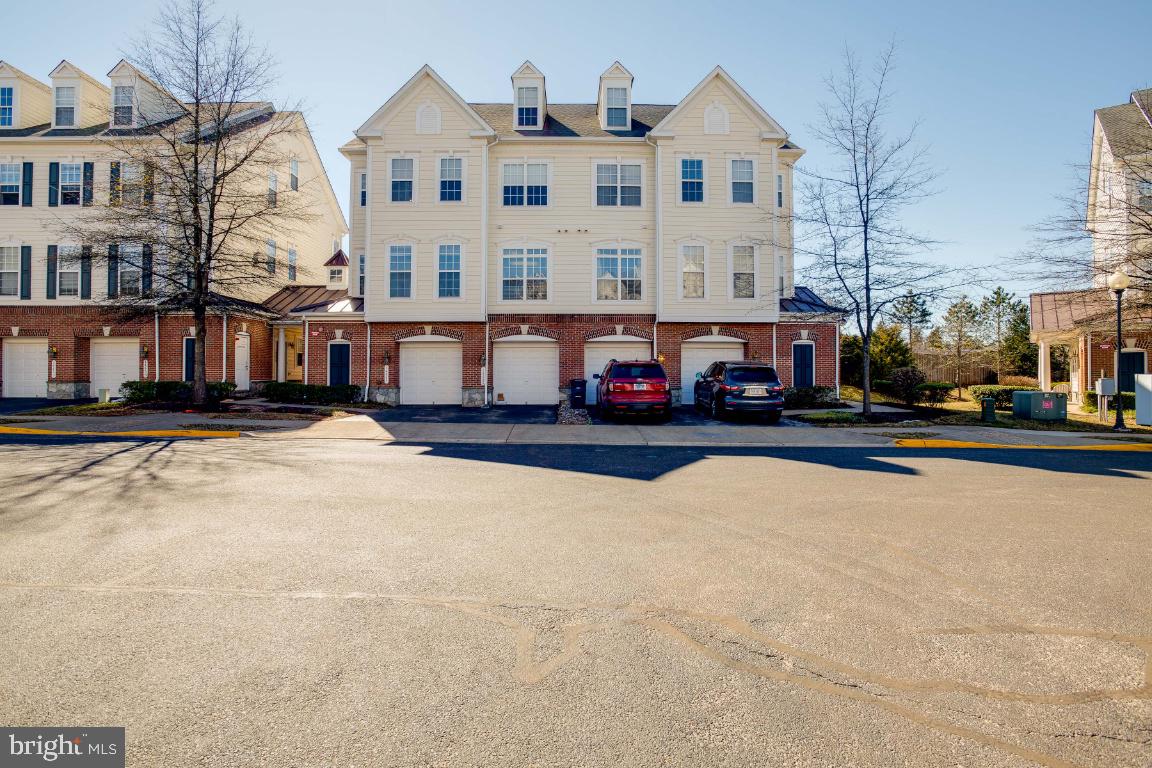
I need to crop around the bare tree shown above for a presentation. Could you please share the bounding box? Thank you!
[797,44,965,415]
[61,0,316,404]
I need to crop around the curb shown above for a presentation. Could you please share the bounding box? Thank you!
[0,426,240,439]
[894,438,1152,451]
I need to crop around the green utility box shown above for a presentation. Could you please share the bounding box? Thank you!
[1012,391,1067,421]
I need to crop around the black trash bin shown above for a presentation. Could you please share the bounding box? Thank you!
[569,378,587,409]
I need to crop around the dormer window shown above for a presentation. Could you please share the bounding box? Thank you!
[0,87,13,127]
[54,86,75,127]
[113,85,134,126]
[329,267,343,283]
[516,86,539,128]
[605,88,628,127]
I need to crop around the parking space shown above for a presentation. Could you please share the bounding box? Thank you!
[372,405,557,424]
[0,398,90,415]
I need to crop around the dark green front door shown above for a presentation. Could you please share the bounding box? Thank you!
[329,343,350,386]
[1119,350,1145,392]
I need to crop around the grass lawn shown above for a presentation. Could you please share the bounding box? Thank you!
[25,402,142,416]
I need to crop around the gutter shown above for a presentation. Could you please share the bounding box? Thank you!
[364,323,371,401]
[153,311,160,382]
[221,313,228,382]
[646,133,663,343]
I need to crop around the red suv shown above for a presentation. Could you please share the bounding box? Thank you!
[593,359,672,419]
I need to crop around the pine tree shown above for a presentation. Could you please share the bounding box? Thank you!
[978,287,1024,378]
[889,290,932,348]
[932,296,983,394]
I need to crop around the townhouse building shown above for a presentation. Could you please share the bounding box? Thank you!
[290,62,841,406]
[0,58,346,399]
[1030,88,1152,398]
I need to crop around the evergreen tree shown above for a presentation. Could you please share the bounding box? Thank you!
[1001,303,1038,376]
[932,296,984,394]
[979,287,1024,378]
[889,291,932,348]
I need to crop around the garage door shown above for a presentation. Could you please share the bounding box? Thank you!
[493,342,559,405]
[680,342,745,404]
[400,342,462,405]
[584,340,651,405]
[2,339,48,398]
[91,338,140,398]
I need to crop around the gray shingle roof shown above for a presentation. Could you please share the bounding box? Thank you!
[779,286,846,315]
[1096,90,1152,158]
[469,103,674,138]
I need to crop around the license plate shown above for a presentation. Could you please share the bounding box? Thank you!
[634,383,648,390]
[744,386,767,396]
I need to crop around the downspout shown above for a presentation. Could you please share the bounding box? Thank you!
[481,134,496,406]
[483,321,490,407]
[302,318,309,385]
[364,323,371,401]
[772,324,778,369]
[647,135,663,359]
[1086,331,1093,393]
[221,313,228,382]
[834,319,840,400]
[153,311,160,382]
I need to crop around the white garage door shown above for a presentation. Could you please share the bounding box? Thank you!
[91,338,140,398]
[584,341,652,405]
[680,342,745,405]
[2,339,48,398]
[493,342,559,405]
[400,342,462,405]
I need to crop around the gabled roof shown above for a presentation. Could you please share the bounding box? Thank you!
[512,61,544,79]
[469,102,673,138]
[324,249,349,267]
[262,285,362,316]
[780,286,846,316]
[599,61,633,81]
[650,65,787,139]
[48,60,110,94]
[356,65,494,137]
[0,61,51,92]
[1096,89,1152,159]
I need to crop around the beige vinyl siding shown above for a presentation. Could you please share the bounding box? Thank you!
[488,141,656,314]
[363,78,485,322]
[0,71,53,129]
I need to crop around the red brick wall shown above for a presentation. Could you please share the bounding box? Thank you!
[1083,333,1151,391]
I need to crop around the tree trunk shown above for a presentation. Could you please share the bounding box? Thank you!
[861,334,872,417]
[193,305,208,406]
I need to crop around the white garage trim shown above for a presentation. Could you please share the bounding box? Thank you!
[585,334,651,344]
[399,341,462,405]
[399,334,460,343]
[683,334,746,344]
[680,341,745,404]
[91,338,140,399]
[2,339,49,398]
[494,334,555,343]
[493,340,559,405]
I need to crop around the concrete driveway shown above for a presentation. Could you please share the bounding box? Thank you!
[0,397,90,415]
[0,437,1148,767]
[375,404,557,424]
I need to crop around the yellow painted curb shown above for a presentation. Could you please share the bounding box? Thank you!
[0,426,239,438]
[894,438,1152,451]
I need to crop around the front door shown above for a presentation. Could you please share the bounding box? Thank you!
[792,343,815,388]
[329,342,351,386]
[1119,350,1146,393]
[234,334,251,391]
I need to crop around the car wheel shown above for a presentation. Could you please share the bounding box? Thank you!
[764,411,782,425]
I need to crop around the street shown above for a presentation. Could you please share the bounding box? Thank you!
[0,436,1149,767]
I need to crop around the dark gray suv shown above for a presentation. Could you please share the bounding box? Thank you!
[693,361,785,422]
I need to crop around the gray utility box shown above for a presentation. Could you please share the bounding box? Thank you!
[1012,391,1067,420]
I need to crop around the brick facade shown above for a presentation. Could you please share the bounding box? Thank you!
[1080,332,1151,392]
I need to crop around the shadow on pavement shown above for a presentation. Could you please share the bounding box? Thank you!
[373,405,556,424]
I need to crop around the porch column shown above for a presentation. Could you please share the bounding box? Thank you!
[1038,340,1052,391]
[276,328,287,382]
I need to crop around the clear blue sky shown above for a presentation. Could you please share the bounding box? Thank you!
[7,0,1151,297]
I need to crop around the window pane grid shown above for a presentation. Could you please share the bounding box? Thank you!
[682,245,705,298]
[389,245,412,298]
[0,246,18,296]
[391,158,413,202]
[597,163,641,207]
[438,244,461,298]
[0,87,13,127]
[501,248,547,300]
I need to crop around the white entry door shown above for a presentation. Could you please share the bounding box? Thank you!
[583,341,651,405]
[91,338,140,398]
[400,342,462,405]
[2,339,48,398]
[234,334,251,391]
[493,342,559,405]
[680,342,745,404]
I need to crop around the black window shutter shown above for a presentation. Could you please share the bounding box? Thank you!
[48,162,59,206]
[82,162,94,206]
[142,244,153,294]
[107,244,119,298]
[109,162,121,205]
[19,245,31,300]
[21,162,32,207]
[46,245,58,299]
[80,246,92,299]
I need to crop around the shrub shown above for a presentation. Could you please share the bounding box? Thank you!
[889,366,927,406]
[262,382,362,405]
[968,384,1040,409]
[916,382,953,405]
[999,375,1039,387]
[871,379,894,394]
[783,386,837,409]
[1082,390,1135,413]
[119,380,236,405]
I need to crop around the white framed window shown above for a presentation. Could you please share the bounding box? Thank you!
[57,245,81,297]
[265,240,277,274]
[359,172,367,207]
[594,161,642,207]
[268,172,278,206]
[113,85,134,126]
[0,246,20,296]
[502,161,549,206]
[388,244,413,299]
[54,86,76,127]
[60,163,82,205]
[595,247,642,301]
[680,157,705,204]
[357,253,365,294]
[516,86,539,128]
[439,156,463,202]
[437,243,462,299]
[289,158,299,191]
[679,243,706,299]
[0,87,13,127]
[501,247,548,301]
[287,248,297,281]
[605,87,629,128]
[119,244,143,297]
[389,157,415,203]
[777,174,784,208]
[121,163,145,205]
[729,243,757,300]
[1,163,21,206]
[328,267,343,283]
[730,159,755,204]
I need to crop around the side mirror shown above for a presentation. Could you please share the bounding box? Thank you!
[695,372,703,380]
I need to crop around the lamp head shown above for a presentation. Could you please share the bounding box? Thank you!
[1107,269,1131,291]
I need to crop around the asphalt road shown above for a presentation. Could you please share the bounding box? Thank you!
[0,436,1149,768]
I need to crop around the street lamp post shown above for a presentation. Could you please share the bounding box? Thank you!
[1106,269,1131,432]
